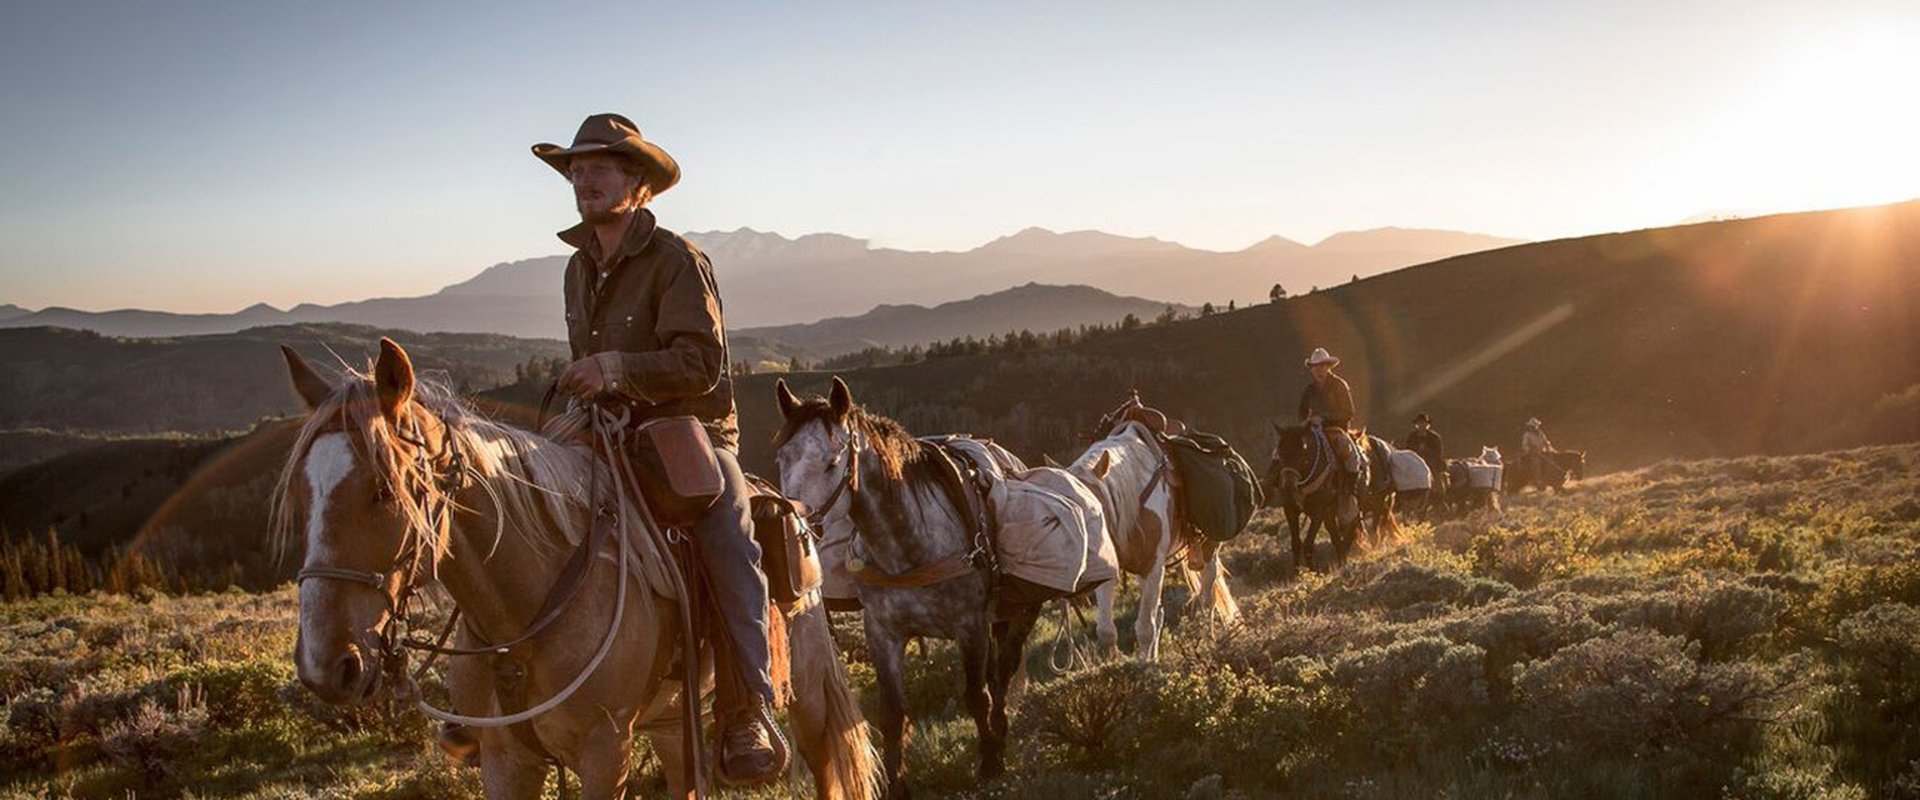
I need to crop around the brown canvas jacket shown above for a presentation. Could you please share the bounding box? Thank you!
[559,208,739,450]
[1297,374,1356,427]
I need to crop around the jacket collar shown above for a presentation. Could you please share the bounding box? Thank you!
[557,207,659,264]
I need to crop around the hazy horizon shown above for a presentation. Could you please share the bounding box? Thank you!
[3,0,1916,313]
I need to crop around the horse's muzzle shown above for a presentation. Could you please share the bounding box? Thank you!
[298,640,385,706]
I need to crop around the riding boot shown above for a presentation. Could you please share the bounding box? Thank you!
[719,699,789,786]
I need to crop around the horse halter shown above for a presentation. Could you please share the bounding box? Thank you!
[296,411,470,671]
[802,425,863,532]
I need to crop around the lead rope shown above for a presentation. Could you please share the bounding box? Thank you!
[591,405,708,800]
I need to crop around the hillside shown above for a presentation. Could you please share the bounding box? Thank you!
[0,226,1519,336]
[730,201,1919,477]
[3,444,1916,797]
[735,283,1193,359]
[0,324,566,435]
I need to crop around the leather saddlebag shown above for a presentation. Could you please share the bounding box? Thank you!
[631,416,724,529]
[745,475,824,605]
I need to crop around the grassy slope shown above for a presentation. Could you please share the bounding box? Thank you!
[2,443,1916,798]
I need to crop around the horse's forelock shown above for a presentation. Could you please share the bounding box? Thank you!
[772,394,918,482]
[271,370,589,570]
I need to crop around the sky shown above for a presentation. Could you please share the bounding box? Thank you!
[2,0,1916,313]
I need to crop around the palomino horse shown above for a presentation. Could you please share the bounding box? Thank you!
[1263,423,1365,572]
[275,340,877,800]
[1062,420,1237,661]
[774,378,1046,799]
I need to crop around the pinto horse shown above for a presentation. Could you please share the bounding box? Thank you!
[773,377,1048,799]
[275,340,877,800]
[1263,423,1366,572]
[1062,420,1237,661]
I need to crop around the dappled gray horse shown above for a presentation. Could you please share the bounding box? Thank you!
[774,377,1044,799]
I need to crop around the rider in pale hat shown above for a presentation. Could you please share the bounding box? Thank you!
[1521,416,1555,486]
[1297,347,1362,495]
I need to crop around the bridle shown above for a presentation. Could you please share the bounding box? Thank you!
[296,410,470,684]
[801,424,863,533]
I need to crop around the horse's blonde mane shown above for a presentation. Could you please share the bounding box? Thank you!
[271,370,599,572]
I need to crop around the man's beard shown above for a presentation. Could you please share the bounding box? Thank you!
[577,192,640,224]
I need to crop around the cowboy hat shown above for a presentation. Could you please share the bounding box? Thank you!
[1304,347,1340,368]
[1414,412,1432,424]
[1527,418,1542,427]
[532,113,681,196]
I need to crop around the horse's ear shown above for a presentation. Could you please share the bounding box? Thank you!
[1092,450,1114,479]
[1271,421,1284,436]
[281,345,333,410]
[828,376,853,419]
[373,337,416,423]
[775,378,801,419]
[1041,453,1061,468]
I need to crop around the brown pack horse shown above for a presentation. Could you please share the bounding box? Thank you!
[274,339,877,800]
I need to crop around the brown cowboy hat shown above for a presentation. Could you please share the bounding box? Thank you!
[531,113,681,196]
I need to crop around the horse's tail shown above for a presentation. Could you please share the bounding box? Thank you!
[1179,555,1240,624]
[793,607,881,800]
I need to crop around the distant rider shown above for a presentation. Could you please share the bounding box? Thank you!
[1521,417,1556,486]
[1298,348,1361,497]
[1400,412,1444,475]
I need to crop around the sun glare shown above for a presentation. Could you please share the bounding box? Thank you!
[1716,26,1920,212]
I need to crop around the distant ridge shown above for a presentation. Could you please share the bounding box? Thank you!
[0,224,1520,336]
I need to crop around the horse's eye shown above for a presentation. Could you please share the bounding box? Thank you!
[373,483,396,503]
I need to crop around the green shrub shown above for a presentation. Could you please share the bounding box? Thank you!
[1014,660,1152,767]
[98,688,207,787]
[1591,578,1785,660]
[165,658,295,729]
[1515,628,1793,762]
[1330,636,1488,755]
[1315,559,1512,618]
[1442,595,1603,704]
[1721,764,1867,800]
[1468,519,1599,589]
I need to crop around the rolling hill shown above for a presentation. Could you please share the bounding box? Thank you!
[0,324,568,435]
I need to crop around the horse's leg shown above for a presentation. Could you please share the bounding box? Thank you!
[1283,506,1306,576]
[960,620,1000,780]
[1093,581,1121,658]
[1301,513,1323,573]
[574,730,637,800]
[1134,525,1172,661]
[477,723,553,800]
[786,603,880,800]
[637,687,701,800]
[866,619,913,800]
[987,605,1039,779]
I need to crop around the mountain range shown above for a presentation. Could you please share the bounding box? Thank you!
[0,226,1520,340]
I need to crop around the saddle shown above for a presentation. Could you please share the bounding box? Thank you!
[1097,391,1189,438]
